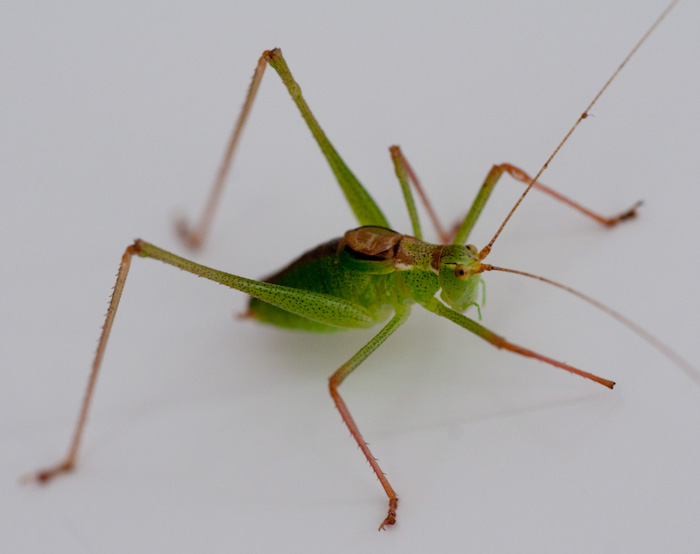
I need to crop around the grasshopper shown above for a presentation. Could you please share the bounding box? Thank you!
[28,0,692,530]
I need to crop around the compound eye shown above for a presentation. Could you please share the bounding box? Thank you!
[454,264,470,280]
[466,244,478,256]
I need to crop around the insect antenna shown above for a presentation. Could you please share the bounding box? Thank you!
[476,263,700,384]
[478,0,678,262]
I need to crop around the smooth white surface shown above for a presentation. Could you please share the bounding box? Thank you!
[3,1,700,552]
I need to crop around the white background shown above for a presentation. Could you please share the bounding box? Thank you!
[3,1,700,552]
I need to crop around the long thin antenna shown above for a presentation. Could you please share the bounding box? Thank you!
[478,0,678,261]
[478,263,700,385]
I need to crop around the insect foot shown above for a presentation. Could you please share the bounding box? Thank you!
[378,498,398,531]
[22,460,74,485]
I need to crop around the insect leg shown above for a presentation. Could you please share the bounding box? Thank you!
[421,298,615,389]
[265,48,388,228]
[389,145,451,243]
[452,163,641,245]
[133,241,378,328]
[27,240,379,484]
[176,53,269,249]
[328,306,410,530]
[178,48,389,249]
[389,146,423,240]
[27,242,140,483]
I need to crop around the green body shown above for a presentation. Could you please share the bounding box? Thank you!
[249,237,397,332]
[249,227,483,332]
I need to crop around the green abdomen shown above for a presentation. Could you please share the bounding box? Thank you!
[248,238,395,332]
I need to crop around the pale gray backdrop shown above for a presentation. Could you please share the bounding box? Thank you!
[3,1,699,552]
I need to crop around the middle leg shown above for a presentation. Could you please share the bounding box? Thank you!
[453,162,642,245]
[387,147,641,246]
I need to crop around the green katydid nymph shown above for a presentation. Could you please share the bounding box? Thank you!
[28,0,695,530]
